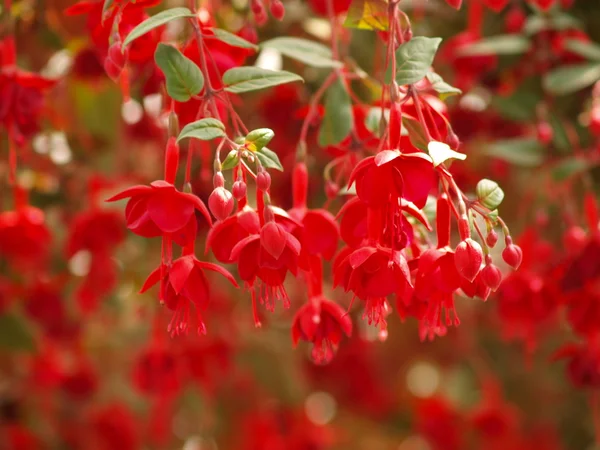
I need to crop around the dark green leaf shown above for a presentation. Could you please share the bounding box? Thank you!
[426,72,462,99]
[222,67,303,93]
[485,138,544,167]
[524,12,582,35]
[401,115,428,151]
[0,313,36,352]
[212,28,259,51]
[123,7,194,47]
[459,35,531,56]
[318,77,353,146]
[155,43,204,102]
[551,158,589,181]
[543,63,600,95]
[476,179,504,210]
[364,107,388,133]
[255,147,283,171]
[564,39,600,61]
[395,37,442,86]
[221,150,240,170]
[177,118,226,142]
[260,37,342,68]
[245,128,274,152]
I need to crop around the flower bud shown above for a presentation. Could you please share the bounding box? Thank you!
[251,0,264,14]
[270,0,285,20]
[454,238,484,282]
[292,162,308,209]
[590,107,600,137]
[536,121,553,145]
[402,28,413,43]
[108,43,128,69]
[502,237,523,269]
[208,187,234,221]
[232,180,247,200]
[446,128,460,150]
[213,172,225,188]
[103,58,122,81]
[505,7,526,33]
[481,256,502,291]
[486,229,498,248]
[325,180,339,199]
[257,171,271,191]
[563,226,587,253]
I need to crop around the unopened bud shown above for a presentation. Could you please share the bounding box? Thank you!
[502,236,523,269]
[486,229,499,248]
[481,255,502,291]
[270,0,285,20]
[536,121,553,145]
[208,187,234,221]
[257,171,271,191]
[213,172,225,188]
[454,238,484,282]
[232,180,247,200]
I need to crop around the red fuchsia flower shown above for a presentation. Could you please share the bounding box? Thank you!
[469,381,520,446]
[66,209,125,256]
[0,205,51,271]
[287,162,340,269]
[438,31,498,92]
[337,196,431,249]
[230,217,302,325]
[140,254,238,336]
[4,424,41,450]
[553,338,600,389]
[0,38,57,165]
[106,180,211,247]
[65,0,162,65]
[89,403,140,450]
[132,343,181,396]
[414,396,465,450]
[60,358,99,401]
[334,245,412,335]
[348,150,435,210]
[292,296,352,364]
[406,247,463,341]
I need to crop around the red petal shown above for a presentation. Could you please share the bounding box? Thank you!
[348,246,378,269]
[139,266,161,293]
[230,234,260,262]
[147,191,194,233]
[195,261,239,288]
[260,222,287,260]
[106,185,151,202]
[169,256,196,294]
[185,193,213,227]
[374,149,400,167]
[347,156,375,189]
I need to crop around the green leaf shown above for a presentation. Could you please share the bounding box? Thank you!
[459,35,531,56]
[564,39,600,61]
[260,37,342,68]
[551,158,589,181]
[123,7,195,47]
[245,128,274,152]
[401,115,428,151]
[102,0,114,21]
[0,313,35,352]
[212,28,259,51]
[476,179,505,210]
[543,63,600,95]
[255,147,283,171]
[427,141,466,167]
[395,37,442,86]
[178,118,226,142]
[155,44,204,102]
[524,12,582,35]
[485,138,544,167]
[221,150,240,170]
[318,77,353,146]
[426,72,462,99]
[222,67,303,93]
[343,0,388,31]
[364,107,388,133]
